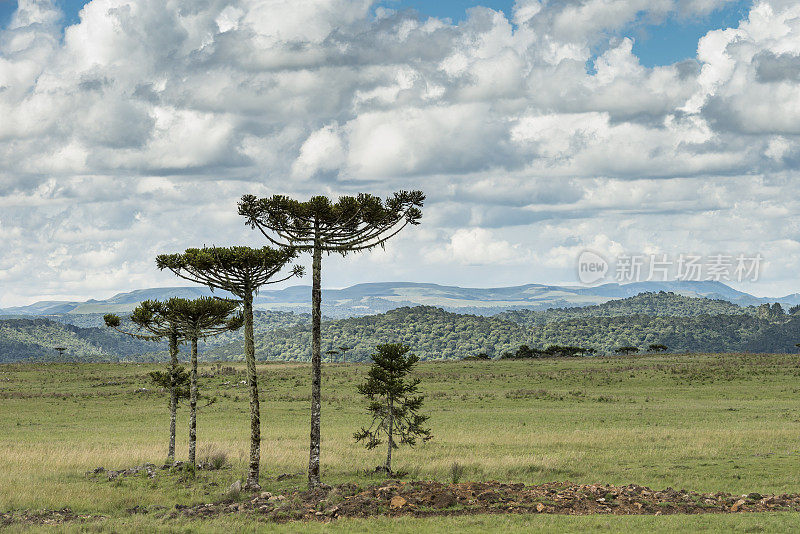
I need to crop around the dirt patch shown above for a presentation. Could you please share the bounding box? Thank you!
[176,480,800,521]
[6,480,800,526]
[0,508,104,527]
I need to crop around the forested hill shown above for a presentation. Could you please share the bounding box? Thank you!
[525,314,800,355]
[497,291,749,326]
[0,310,312,363]
[209,306,526,362]
[0,318,161,362]
[4,292,800,362]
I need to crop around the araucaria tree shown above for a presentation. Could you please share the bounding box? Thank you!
[238,190,424,488]
[104,301,186,462]
[167,297,242,470]
[156,246,302,490]
[354,343,431,475]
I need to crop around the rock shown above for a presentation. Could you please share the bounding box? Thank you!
[536,503,545,512]
[229,480,242,494]
[390,496,407,509]
[276,473,296,481]
[260,492,272,499]
[731,499,746,512]
[747,492,762,501]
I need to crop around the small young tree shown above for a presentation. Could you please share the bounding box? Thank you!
[239,191,424,488]
[354,343,431,475]
[156,246,302,490]
[148,366,191,420]
[105,301,186,462]
[167,297,243,470]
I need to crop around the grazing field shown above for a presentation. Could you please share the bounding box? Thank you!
[2,353,800,531]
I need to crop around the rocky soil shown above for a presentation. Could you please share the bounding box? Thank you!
[177,480,800,521]
[6,479,800,526]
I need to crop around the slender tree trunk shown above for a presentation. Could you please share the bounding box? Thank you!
[243,294,261,490]
[386,395,394,474]
[188,336,198,471]
[308,240,322,488]
[168,331,179,463]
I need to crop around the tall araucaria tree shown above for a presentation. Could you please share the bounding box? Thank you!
[155,246,302,490]
[104,301,187,462]
[238,190,425,488]
[167,297,243,470]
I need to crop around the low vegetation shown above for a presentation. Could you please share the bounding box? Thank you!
[3,354,800,531]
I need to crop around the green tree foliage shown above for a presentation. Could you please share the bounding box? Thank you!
[156,246,302,490]
[615,346,639,355]
[0,318,158,362]
[526,314,800,354]
[498,344,594,359]
[149,367,190,399]
[648,344,668,352]
[354,343,431,474]
[209,306,526,362]
[239,191,425,488]
[498,291,749,327]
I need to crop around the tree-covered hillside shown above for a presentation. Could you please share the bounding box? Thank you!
[6,293,800,362]
[0,318,161,362]
[498,292,748,326]
[526,314,800,354]
[209,306,525,362]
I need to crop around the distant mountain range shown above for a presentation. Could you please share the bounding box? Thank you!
[1,280,795,319]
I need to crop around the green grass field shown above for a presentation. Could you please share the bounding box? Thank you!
[3,353,800,531]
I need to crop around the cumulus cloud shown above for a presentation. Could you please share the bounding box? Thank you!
[1,0,800,305]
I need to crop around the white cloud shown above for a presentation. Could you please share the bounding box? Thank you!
[2,0,800,305]
[427,228,532,265]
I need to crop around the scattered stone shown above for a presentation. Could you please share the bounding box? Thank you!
[390,496,407,509]
[228,480,242,494]
[163,480,800,523]
[276,473,296,481]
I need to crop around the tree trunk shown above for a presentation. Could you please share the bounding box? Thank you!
[308,240,323,488]
[189,336,198,471]
[243,295,261,490]
[386,394,394,474]
[168,330,179,463]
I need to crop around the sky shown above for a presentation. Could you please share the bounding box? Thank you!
[1,0,800,307]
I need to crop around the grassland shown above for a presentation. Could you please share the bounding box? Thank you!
[2,353,800,531]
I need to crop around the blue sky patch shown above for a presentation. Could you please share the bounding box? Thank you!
[1,1,752,67]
